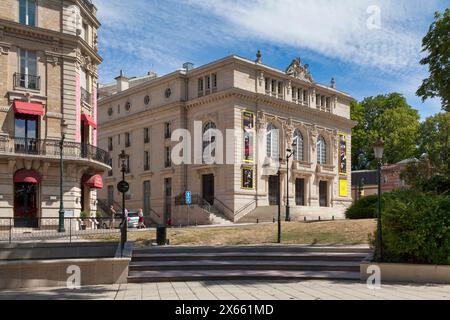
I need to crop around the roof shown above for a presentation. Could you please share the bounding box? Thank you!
[351,170,378,186]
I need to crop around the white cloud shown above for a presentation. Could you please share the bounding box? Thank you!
[188,0,434,74]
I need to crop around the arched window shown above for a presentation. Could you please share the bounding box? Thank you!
[203,121,216,163]
[317,135,327,165]
[293,129,304,161]
[266,124,279,159]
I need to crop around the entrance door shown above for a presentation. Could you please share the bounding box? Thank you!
[80,121,89,157]
[319,181,328,207]
[268,175,279,205]
[295,178,305,206]
[14,183,38,228]
[202,174,214,205]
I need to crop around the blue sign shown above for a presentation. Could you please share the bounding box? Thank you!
[185,191,191,205]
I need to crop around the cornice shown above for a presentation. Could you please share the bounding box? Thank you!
[0,19,101,64]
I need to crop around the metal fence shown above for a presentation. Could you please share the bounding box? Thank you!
[0,137,110,166]
[0,217,127,244]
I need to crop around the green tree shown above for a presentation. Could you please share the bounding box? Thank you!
[418,112,450,170]
[351,93,420,170]
[401,112,450,195]
[417,9,450,112]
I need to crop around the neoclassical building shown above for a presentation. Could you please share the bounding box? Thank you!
[0,0,110,228]
[98,53,355,225]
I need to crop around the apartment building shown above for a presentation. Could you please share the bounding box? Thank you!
[0,0,110,227]
[98,53,355,225]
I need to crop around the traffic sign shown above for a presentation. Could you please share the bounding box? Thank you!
[185,191,191,205]
[117,180,130,193]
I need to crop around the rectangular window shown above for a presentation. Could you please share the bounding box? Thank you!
[303,90,308,104]
[316,94,321,107]
[205,75,211,90]
[19,0,36,27]
[212,73,217,89]
[277,82,283,95]
[82,23,89,43]
[165,147,171,168]
[18,49,38,89]
[144,151,150,171]
[265,78,270,92]
[271,80,277,93]
[292,87,297,100]
[108,137,113,151]
[198,78,204,92]
[298,89,302,102]
[164,122,171,139]
[125,155,131,173]
[125,132,131,147]
[144,128,150,144]
[243,111,254,163]
[14,114,38,154]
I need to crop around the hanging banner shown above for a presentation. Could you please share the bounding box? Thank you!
[339,134,347,175]
[242,167,255,190]
[242,111,254,163]
[339,179,348,197]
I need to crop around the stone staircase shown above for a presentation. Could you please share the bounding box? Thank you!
[127,245,372,283]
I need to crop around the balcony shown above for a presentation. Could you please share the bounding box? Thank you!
[14,73,40,91]
[0,137,110,167]
[81,87,92,106]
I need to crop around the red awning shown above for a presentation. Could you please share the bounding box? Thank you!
[13,100,44,116]
[82,174,103,189]
[81,113,97,129]
[14,169,41,184]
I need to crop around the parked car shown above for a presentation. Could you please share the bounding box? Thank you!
[98,212,139,229]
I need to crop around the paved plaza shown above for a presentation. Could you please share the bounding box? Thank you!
[1,280,449,300]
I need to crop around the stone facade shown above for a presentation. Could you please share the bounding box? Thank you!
[98,54,356,225]
[0,0,110,224]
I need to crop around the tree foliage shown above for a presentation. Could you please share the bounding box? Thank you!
[417,9,450,112]
[351,93,420,170]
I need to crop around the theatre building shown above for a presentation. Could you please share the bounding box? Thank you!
[98,53,355,225]
[0,0,110,227]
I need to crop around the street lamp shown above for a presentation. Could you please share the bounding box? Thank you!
[119,150,128,251]
[285,140,297,222]
[373,137,385,261]
[58,120,68,233]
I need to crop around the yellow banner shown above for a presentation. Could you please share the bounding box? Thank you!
[339,179,348,197]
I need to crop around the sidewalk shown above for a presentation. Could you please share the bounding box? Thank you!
[1,280,449,300]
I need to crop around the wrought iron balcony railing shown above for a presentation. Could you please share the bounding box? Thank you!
[81,87,92,105]
[0,137,110,166]
[14,73,40,90]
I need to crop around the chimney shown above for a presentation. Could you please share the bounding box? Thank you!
[115,70,129,92]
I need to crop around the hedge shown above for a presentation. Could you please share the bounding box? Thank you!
[380,190,450,265]
[345,195,379,219]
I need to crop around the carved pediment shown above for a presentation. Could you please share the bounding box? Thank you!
[285,58,314,83]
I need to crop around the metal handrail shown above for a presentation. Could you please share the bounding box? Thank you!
[81,87,92,105]
[14,73,40,90]
[0,137,110,166]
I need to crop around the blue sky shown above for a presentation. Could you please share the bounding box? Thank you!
[93,0,448,120]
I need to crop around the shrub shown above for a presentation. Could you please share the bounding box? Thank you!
[379,190,450,265]
[346,195,379,219]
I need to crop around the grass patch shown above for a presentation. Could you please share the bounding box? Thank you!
[92,219,376,247]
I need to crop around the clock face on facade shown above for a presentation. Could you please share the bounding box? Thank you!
[165,88,171,98]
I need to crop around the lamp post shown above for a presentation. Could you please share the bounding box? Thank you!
[373,138,385,261]
[119,150,128,252]
[285,141,297,222]
[277,158,282,243]
[58,120,68,233]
